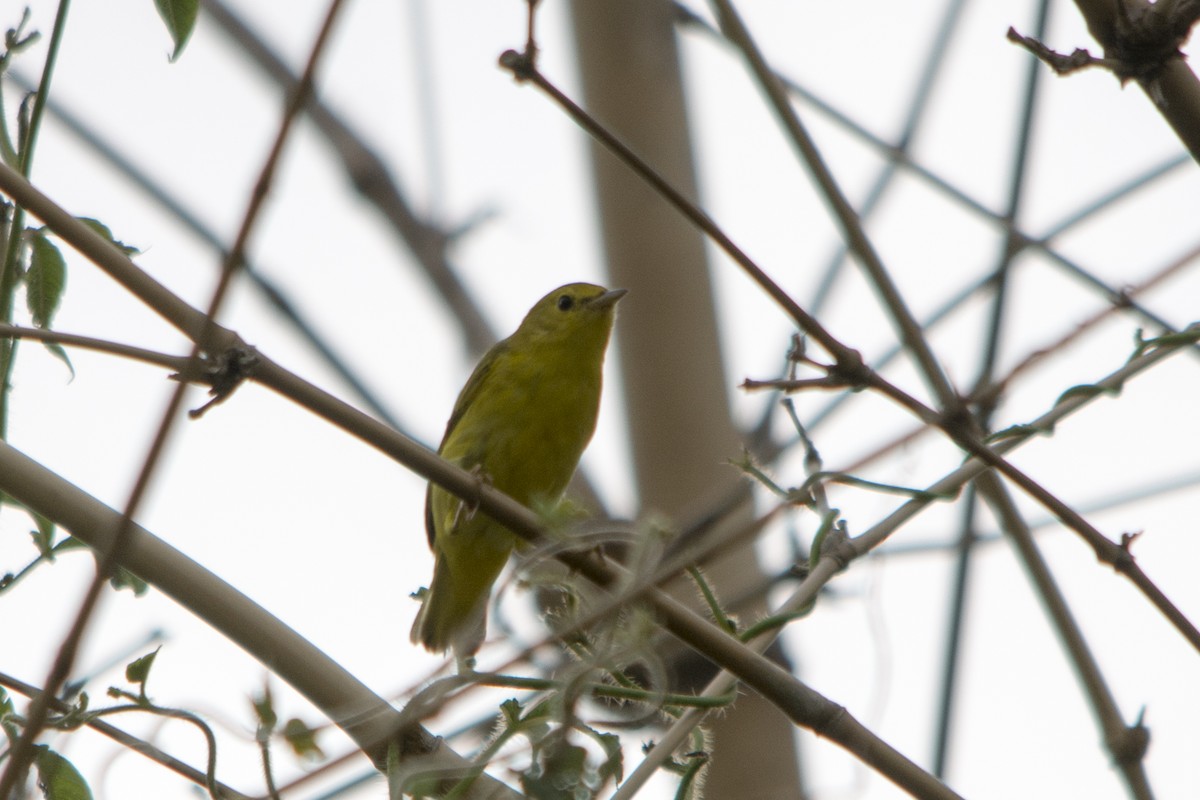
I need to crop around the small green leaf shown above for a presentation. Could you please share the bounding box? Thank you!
[76,218,140,256]
[523,741,588,800]
[282,718,325,761]
[499,697,523,727]
[125,646,161,688]
[29,512,56,557]
[34,746,94,800]
[41,341,75,380]
[27,233,66,328]
[154,0,199,62]
[55,692,97,731]
[109,565,148,596]
[252,685,277,733]
[591,729,623,786]
[52,536,90,554]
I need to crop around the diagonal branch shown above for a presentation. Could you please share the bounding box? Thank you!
[975,472,1153,800]
[0,439,516,799]
[707,0,960,412]
[200,0,498,357]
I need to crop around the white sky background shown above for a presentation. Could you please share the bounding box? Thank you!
[2,0,1199,798]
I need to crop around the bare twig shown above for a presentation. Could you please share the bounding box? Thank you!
[496,49,872,390]
[706,0,961,413]
[0,323,187,373]
[1007,27,1117,75]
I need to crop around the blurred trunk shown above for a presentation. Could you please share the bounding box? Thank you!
[567,2,804,797]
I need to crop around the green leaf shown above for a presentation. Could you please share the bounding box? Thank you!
[125,646,161,688]
[52,536,90,554]
[282,718,325,761]
[34,746,94,800]
[28,511,56,557]
[109,565,148,596]
[41,340,75,380]
[55,692,97,730]
[76,218,140,256]
[154,0,199,62]
[499,697,523,727]
[252,685,277,733]
[522,741,588,800]
[591,729,623,787]
[27,232,66,328]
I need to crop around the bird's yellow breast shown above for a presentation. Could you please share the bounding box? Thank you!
[439,340,602,510]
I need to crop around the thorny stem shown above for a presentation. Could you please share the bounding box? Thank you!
[0,0,72,446]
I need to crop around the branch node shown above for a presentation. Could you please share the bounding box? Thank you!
[1119,529,1143,554]
[498,49,536,83]
[1106,708,1151,768]
[172,345,261,419]
[828,348,871,392]
[1008,0,1200,86]
[817,521,856,572]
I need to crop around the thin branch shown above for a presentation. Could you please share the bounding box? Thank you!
[622,315,1200,792]
[496,49,871,387]
[860,325,1200,617]
[797,238,1200,478]
[0,322,187,372]
[975,472,1154,800]
[931,485,981,778]
[795,0,971,316]
[706,0,960,413]
[1007,27,1121,75]
[984,240,1200,401]
[935,0,1052,776]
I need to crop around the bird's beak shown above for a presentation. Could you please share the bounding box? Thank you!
[590,288,628,309]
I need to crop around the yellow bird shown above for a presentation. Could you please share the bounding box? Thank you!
[411,282,625,658]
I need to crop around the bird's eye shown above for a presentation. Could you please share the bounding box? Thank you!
[557,295,575,311]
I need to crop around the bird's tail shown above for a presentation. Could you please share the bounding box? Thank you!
[410,557,490,657]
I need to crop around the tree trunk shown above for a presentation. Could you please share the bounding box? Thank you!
[567,2,805,796]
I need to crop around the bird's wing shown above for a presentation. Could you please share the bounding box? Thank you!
[424,338,511,549]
